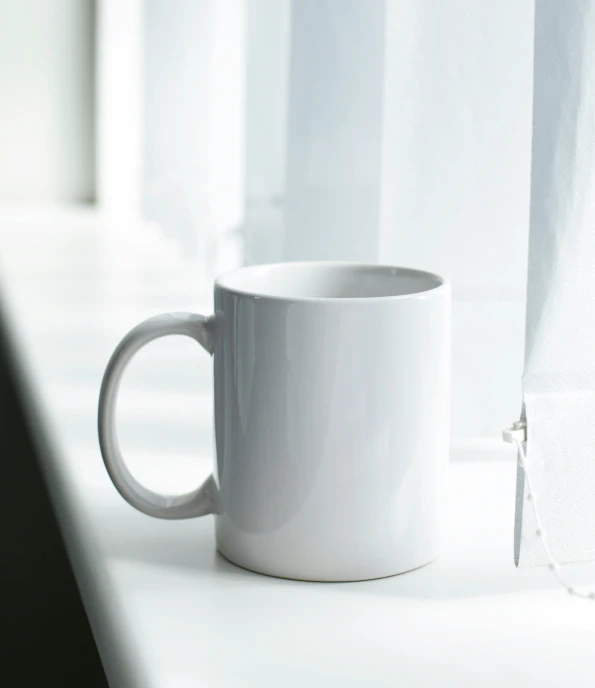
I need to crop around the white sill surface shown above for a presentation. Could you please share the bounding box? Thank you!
[1,210,595,688]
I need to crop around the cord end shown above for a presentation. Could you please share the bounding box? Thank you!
[503,420,527,444]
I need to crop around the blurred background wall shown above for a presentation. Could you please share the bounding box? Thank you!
[0,0,95,203]
[0,0,534,448]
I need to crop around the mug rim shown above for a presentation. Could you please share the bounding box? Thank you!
[214,261,449,304]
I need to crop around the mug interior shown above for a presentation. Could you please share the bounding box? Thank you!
[215,262,444,301]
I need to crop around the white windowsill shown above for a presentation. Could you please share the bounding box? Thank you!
[1,208,594,688]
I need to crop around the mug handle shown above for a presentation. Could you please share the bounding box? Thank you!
[98,312,218,519]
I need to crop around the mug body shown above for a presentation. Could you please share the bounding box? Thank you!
[212,262,450,581]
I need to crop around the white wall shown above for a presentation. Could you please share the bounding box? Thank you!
[0,0,95,203]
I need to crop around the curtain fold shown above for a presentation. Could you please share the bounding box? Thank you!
[516,0,595,566]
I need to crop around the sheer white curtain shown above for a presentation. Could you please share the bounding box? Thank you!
[516,0,595,567]
[245,0,534,447]
[0,0,94,203]
[97,0,534,447]
[97,0,245,279]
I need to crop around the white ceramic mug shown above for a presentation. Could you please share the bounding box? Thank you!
[98,262,450,581]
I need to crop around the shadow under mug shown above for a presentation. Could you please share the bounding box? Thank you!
[98,262,451,582]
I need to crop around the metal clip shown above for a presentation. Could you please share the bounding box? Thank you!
[502,420,527,444]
